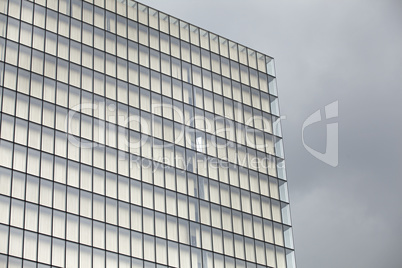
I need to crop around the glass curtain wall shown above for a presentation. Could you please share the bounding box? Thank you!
[0,0,295,267]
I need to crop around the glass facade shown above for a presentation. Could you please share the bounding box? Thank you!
[0,0,295,267]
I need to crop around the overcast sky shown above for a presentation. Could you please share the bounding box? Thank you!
[139,1,402,267]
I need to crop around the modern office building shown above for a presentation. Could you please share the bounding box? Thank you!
[0,0,295,267]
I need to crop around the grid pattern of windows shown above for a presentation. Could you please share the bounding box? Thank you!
[0,0,295,268]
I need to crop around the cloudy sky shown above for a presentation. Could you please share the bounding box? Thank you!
[139,1,402,267]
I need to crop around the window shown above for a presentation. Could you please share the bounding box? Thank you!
[22,230,37,261]
[213,229,223,254]
[1,114,14,142]
[9,227,23,258]
[106,198,117,225]
[19,45,31,69]
[45,8,57,32]
[7,17,20,42]
[80,245,92,268]
[10,199,24,228]
[201,225,212,251]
